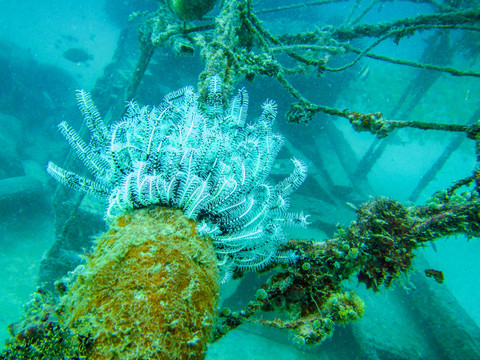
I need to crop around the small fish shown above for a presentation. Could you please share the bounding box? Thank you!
[425,269,444,284]
[357,65,370,80]
[346,202,358,211]
[62,47,93,63]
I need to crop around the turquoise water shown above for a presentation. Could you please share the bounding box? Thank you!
[0,0,479,359]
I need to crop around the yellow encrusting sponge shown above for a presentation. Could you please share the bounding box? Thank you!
[61,206,219,359]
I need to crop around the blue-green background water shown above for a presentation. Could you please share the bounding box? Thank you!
[0,0,479,358]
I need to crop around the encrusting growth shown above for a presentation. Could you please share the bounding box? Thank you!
[44,76,308,359]
[61,207,219,359]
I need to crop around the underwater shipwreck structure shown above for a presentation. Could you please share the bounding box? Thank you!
[2,0,480,359]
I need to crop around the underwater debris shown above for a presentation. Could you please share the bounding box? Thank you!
[130,1,480,126]
[213,192,480,344]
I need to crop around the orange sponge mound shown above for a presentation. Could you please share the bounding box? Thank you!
[61,207,220,360]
